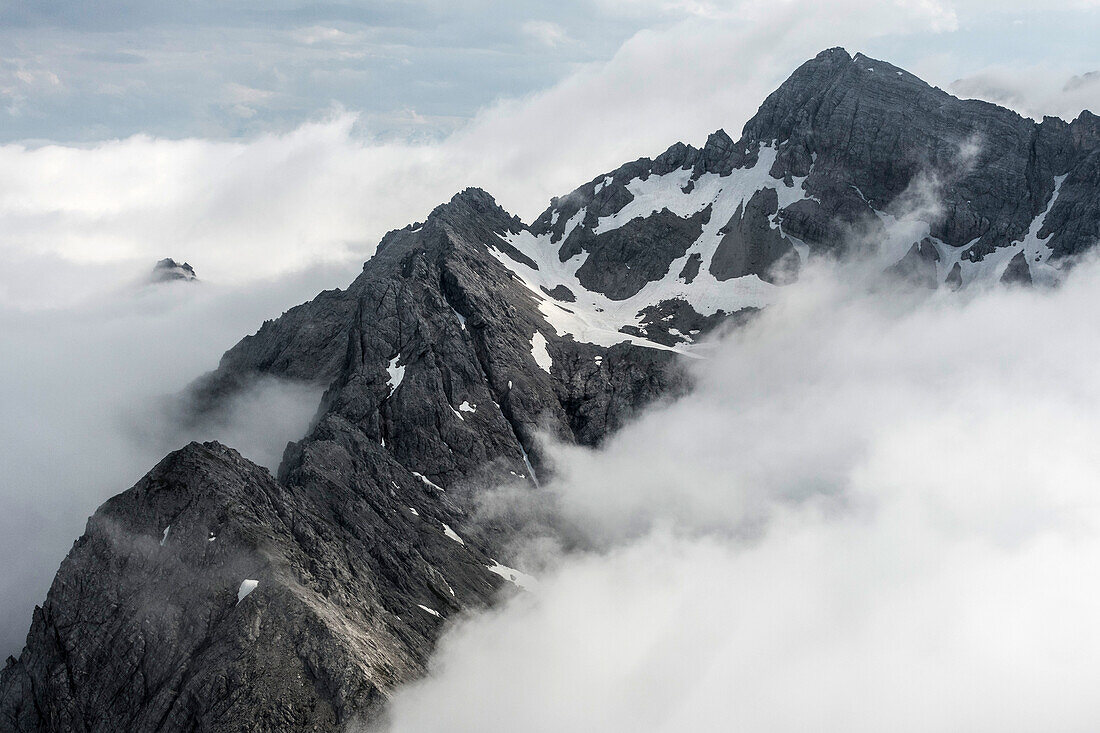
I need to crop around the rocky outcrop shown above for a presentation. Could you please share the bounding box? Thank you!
[1000,250,1033,286]
[151,258,197,283]
[527,47,1099,301]
[572,206,711,300]
[0,437,514,731]
[709,187,799,284]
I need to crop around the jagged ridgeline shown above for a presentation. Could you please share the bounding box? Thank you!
[3,48,1098,732]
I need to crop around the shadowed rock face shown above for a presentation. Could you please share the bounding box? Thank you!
[5,48,1100,732]
[886,238,941,289]
[0,442,435,732]
[571,206,712,300]
[1000,250,1033,286]
[709,187,799,284]
[743,49,1081,258]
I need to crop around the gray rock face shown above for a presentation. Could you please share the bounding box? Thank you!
[540,284,576,302]
[885,238,940,289]
[525,47,1099,301]
[623,298,756,347]
[1041,145,1100,259]
[945,261,963,291]
[744,48,1100,267]
[678,252,702,283]
[0,439,512,731]
[570,206,711,300]
[1000,250,1033,286]
[709,187,799,284]
[5,48,1100,732]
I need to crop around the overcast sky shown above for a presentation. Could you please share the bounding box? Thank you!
[1,0,1098,144]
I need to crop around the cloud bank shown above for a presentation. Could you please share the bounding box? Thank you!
[0,272,333,655]
[5,0,1097,310]
[383,257,1100,732]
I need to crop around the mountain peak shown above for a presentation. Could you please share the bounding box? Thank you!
[447,186,497,208]
[813,46,853,63]
[151,258,197,283]
[431,186,522,235]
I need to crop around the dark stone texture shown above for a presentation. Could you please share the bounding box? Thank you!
[945,262,963,291]
[151,258,197,283]
[1041,147,1100,259]
[540,284,577,302]
[678,252,702,283]
[1,440,504,732]
[573,207,710,300]
[709,187,800,283]
[623,298,757,346]
[1000,251,1033,286]
[739,48,1100,263]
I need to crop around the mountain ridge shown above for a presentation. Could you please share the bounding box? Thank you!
[3,47,1099,732]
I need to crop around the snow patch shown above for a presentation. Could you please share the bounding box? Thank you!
[386,356,405,390]
[530,331,552,373]
[487,560,538,591]
[458,400,476,413]
[417,604,442,618]
[952,174,1068,287]
[237,579,259,604]
[491,145,807,355]
[412,471,444,492]
[160,525,170,546]
[442,523,465,545]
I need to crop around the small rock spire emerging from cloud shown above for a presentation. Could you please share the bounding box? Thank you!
[151,258,197,283]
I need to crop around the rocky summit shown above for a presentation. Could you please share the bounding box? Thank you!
[3,48,1098,732]
[151,259,198,283]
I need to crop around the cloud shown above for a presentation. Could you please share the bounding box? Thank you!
[951,65,1100,121]
[383,254,1100,732]
[521,20,570,47]
[3,0,1012,310]
[0,266,339,655]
